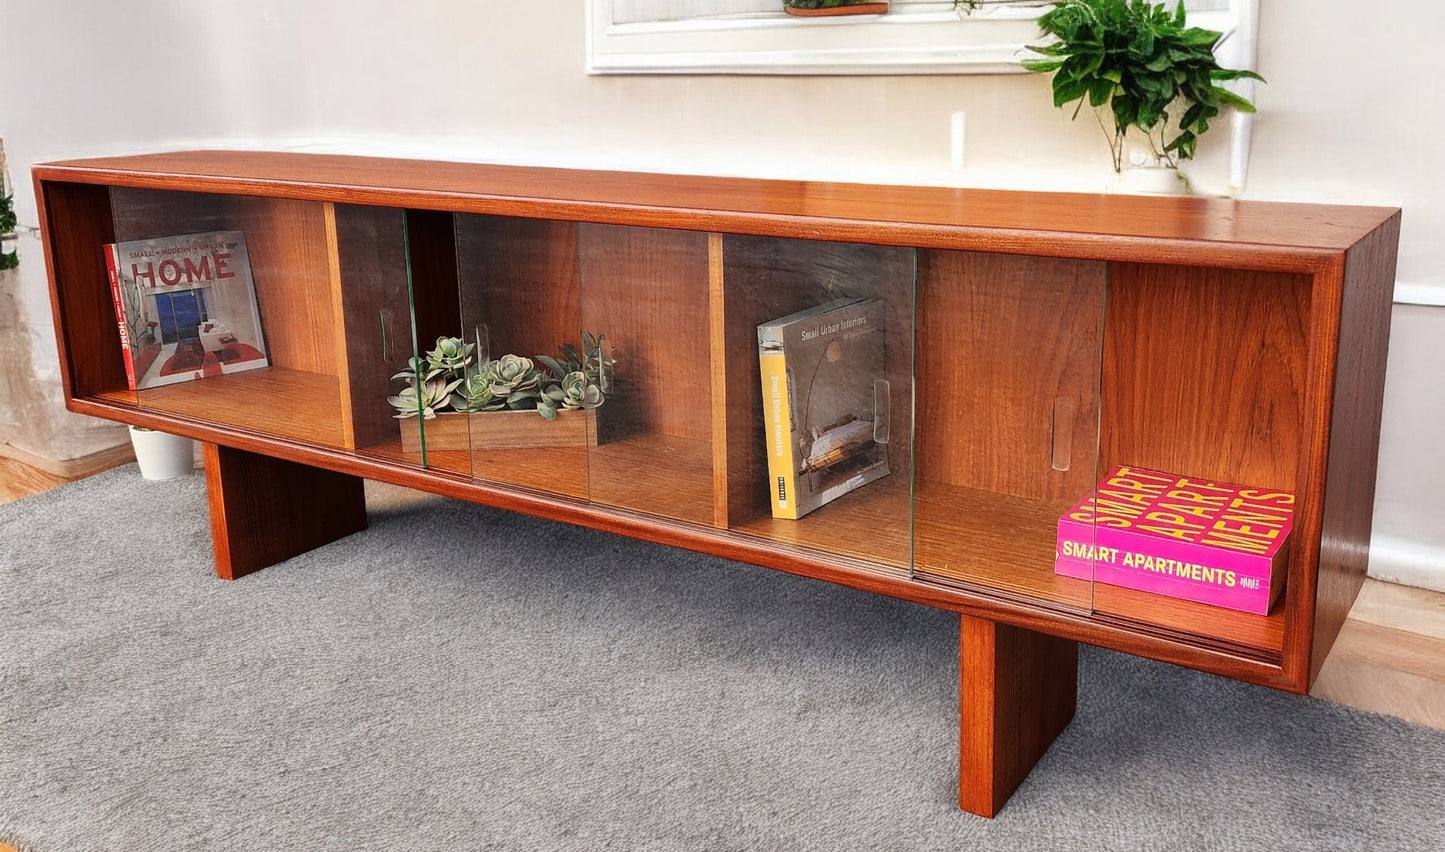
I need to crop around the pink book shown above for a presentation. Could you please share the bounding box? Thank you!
[1055,465,1295,615]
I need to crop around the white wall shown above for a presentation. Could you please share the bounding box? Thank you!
[2,0,1441,588]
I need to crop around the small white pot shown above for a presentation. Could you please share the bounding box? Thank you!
[1113,166,1187,196]
[128,426,196,480]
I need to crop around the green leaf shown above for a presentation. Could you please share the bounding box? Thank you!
[1088,78,1116,108]
[1053,77,1091,108]
[1211,86,1258,113]
[1021,58,1065,73]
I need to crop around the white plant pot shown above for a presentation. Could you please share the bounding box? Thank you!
[1113,166,1186,196]
[128,426,196,480]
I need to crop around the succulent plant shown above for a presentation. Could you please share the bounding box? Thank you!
[425,336,474,376]
[389,332,614,421]
[537,370,602,421]
[560,371,603,410]
[488,355,539,396]
[387,376,462,420]
[391,355,439,385]
[538,331,616,395]
[451,368,504,413]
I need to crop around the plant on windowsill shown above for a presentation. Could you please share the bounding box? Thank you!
[388,331,616,452]
[0,190,18,270]
[1011,0,1263,193]
[784,1,890,17]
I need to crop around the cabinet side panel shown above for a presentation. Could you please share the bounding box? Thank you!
[1311,216,1400,684]
[38,181,124,399]
[1100,265,1312,491]
[915,251,1105,502]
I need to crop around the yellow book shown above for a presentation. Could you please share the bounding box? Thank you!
[757,298,889,520]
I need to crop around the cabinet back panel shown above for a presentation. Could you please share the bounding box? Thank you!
[456,216,582,362]
[915,251,1106,503]
[579,224,712,441]
[404,209,462,350]
[226,196,338,378]
[1100,264,1312,493]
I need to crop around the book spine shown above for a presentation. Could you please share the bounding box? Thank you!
[759,347,800,520]
[1059,519,1278,580]
[1054,554,1280,615]
[105,243,138,390]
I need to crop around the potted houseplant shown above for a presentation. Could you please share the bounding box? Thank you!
[784,1,890,17]
[389,331,615,452]
[1017,0,1263,192]
[0,190,18,270]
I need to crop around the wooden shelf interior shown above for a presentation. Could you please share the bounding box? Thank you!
[1085,263,1310,660]
[911,251,1300,662]
[716,235,915,565]
[48,181,1320,666]
[109,188,341,384]
[912,249,1106,594]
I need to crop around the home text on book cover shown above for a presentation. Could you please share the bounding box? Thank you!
[758,298,889,520]
[1055,465,1295,614]
[105,230,268,390]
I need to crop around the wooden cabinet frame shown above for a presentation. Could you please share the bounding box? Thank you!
[34,151,1400,816]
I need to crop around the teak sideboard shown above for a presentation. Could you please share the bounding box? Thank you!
[33,151,1400,816]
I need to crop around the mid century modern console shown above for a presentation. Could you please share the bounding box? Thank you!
[34,151,1400,816]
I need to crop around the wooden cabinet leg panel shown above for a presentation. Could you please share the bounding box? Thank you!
[203,442,367,580]
[958,613,1078,817]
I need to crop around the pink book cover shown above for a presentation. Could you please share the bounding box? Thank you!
[1055,466,1295,615]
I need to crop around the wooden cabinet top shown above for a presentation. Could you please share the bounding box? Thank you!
[35,150,1398,271]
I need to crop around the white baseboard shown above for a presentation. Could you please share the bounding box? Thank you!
[1369,534,1445,594]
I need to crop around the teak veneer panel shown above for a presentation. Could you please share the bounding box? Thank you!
[959,614,1077,818]
[587,434,715,527]
[729,475,912,571]
[1310,215,1401,683]
[98,367,345,448]
[457,215,583,362]
[1099,264,1310,490]
[915,250,1104,504]
[35,151,1394,263]
[204,442,366,580]
[579,224,713,443]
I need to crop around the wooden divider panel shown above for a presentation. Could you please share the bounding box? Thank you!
[332,204,412,451]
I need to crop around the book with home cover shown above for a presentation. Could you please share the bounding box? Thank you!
[104,230,268,390]
[758,298,889,520]
[1055,465,1295,614]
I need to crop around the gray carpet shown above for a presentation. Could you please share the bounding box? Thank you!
[1,466,1441,851]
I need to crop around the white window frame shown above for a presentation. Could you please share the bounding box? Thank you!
[586,1,1251,77]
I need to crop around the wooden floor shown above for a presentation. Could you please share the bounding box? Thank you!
[2,457,1443,733]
